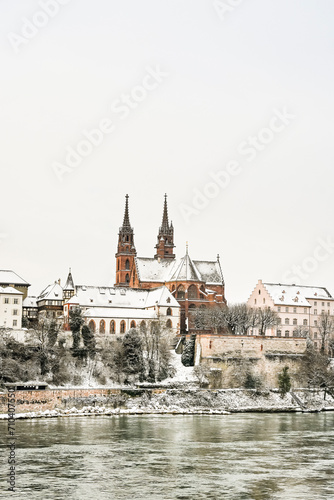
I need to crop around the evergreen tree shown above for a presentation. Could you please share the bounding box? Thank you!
[278,366,291,397]
[69,308,84,350]
[123,328,145,380]
[181,334,196,367]
[81,324,96,357]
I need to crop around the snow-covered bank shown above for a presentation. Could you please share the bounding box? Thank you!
[1,388,334,419]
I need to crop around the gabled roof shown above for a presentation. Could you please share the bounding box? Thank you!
[0,270,30,286]
[37,282,63,302]
[135,255,224,285]
[0,286,23,295]
[65,285,179,310]
[262,283,333,307]
[23,296,37,307]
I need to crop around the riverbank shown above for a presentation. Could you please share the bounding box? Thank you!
[1,387,334,418]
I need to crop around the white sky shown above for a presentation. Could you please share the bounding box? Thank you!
[1,0,334,303]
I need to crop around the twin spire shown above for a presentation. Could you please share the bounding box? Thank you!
[120,194,175,259]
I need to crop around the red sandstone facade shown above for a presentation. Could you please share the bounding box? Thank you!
[115,195,226,333]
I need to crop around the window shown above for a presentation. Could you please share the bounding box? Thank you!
[188,285,198,300]
[314,309,317,315]
[293,330,299,337]
[285,307,289,313]
[14,299,18,305]
[254,299,257,305]
[293,318,297,325]
[314,342,317,348]
[304,308,308,314]
[322,302,325,307]
[166,319,172,329]
[120,320,126,333]
[277,318,281,325]
[314,332,317,339]
[303,319,307,326]
[285,318,289,325]
[110,320,115,334]
[4,298,9,304]
[293,307,297,313]
[125,259,130,270]
[125,274,130,284]
[13,320,17,327]
[99,320,105,334]
[285,331,289,337]
[177,285,185,300]
[327,302,330,308]
[166,307,172,316]
[88,320,96,333]
[259,289,261,294]
[13,310,18,316]
[277,307,281,312]
[314,301,317,306]
[130,320,136,328]
[314,320,317,326]
[277,330,282,337]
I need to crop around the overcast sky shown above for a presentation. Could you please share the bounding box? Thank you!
[1,0,334,302]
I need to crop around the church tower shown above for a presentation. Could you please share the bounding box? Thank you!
[155,194,175,259]
[115,195,137,287]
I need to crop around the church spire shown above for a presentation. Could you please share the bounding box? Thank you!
[122,194,131,228]
[115,194,137,287]
[155,194,175,260]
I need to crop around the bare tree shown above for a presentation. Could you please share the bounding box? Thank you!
[257,307,278,336]
[316,312,334,353]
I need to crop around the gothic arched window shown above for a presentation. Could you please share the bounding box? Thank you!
[125,259,130,270]
[99,320,105,334]
[125,273,130,284]
[130,320,136,328]
[120,320,126,333]
[88,320,96,333]
[166,307,172,316]
[177,285,185,300]
[188,285,198,300]
[166,319,172,329]
[110,320,115,334]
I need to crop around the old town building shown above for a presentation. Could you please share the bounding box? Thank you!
[115,195,226,333]
[247,280,334,348]
[0,270,30,299]
[0,286,23,329]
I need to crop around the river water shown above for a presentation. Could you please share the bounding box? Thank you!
[1,413,334,499]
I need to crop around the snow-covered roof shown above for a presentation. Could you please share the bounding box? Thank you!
[0,286,23,295]
[64,269,75,291]
[23,296,37,307]
[0,270,30,286]
[65,285,179,310]
[135,255,224,285]
[83,307,157,320]
[263,283,333,307]
[37,282,63,302]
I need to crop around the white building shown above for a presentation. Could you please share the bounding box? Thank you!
[64,285,180,335]
[0,286,23,329]
[247,280,334,347]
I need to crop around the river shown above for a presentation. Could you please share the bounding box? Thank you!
[1,413,334,499]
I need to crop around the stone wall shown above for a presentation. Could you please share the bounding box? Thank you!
[197,335,307,389]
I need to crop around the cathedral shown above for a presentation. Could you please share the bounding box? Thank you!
[115,195,226,333]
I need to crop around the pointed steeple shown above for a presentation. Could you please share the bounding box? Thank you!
[161,194,169,231]
[63,268,75,300]
[115,194,137,287]
[122,194,131,229]
[155,194,175,260]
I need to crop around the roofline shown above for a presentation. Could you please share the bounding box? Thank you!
[263,282,333,298]
[0,270,30,287]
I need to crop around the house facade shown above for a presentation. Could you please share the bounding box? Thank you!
[0,286,23,329]
[247,280,334,348]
